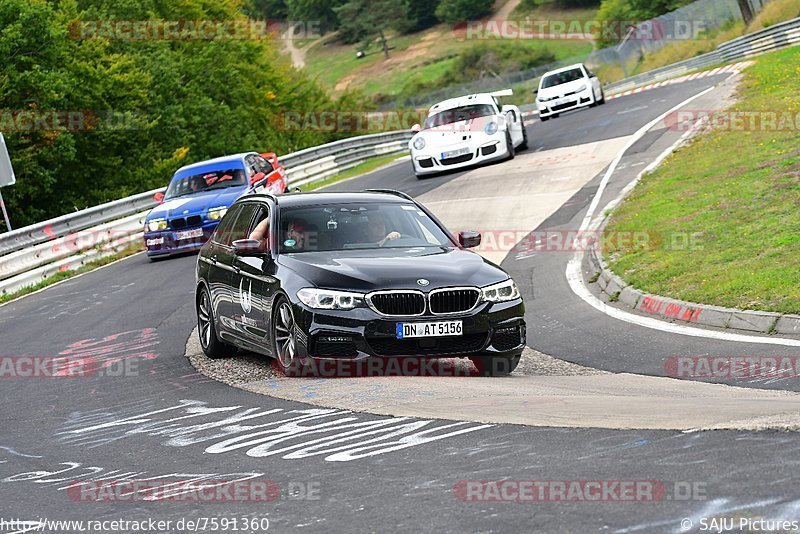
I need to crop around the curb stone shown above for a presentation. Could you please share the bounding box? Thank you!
[587,225,797,336]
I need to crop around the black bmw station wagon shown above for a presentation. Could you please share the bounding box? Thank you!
[195,190,526,376]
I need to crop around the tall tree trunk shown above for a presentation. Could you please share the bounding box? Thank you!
[736,0,754,25]
[379,30,389,59]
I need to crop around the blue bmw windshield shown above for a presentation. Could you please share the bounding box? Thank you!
[164,168,247,200]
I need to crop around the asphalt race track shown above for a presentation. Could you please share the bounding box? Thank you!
[2,72,800,533]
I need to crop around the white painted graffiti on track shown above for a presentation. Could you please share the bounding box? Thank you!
[55,399,494,462]
[0,455,265,503]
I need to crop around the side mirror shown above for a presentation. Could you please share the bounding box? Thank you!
[532,88,539,94]
[153,191,164,203]
[233,239,265,256]
[458,231,481,249]
[411,123,421,133]
[250,172,265,186]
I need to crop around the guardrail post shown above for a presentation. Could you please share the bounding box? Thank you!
[0,189,10,232]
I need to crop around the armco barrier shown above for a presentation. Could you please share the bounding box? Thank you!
[599,17,800,95]
[0,130,412,296]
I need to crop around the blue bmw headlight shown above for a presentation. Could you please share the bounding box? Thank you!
[147,218,168,232]
[207,206,228,221]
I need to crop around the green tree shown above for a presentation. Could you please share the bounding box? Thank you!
[286,0,346,33]
[0,0,366,229]
[595,0,695,46]
[397,0,442,34]
[335,0,408,55]
[434,0,492,25]
[244,0,289,20]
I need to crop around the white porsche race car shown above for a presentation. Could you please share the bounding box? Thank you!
[409,89,528,178]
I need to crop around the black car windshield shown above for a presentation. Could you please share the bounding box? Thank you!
[278,202,454,253]
[424,104,495,129]
[541,67,584,88]
[164,168,247,199]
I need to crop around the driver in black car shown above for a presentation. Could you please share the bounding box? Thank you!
[365,213,400,247]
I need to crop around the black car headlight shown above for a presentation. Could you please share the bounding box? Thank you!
[297,288,363,310]
[481,279,520,303]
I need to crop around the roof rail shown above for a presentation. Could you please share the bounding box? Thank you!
[364,189,414,201]
[244,191,279,204]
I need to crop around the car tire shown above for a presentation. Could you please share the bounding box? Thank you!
[272,295,301,375]
[197,286,232,359]
[518,124,529,151]
[598,90,606,105]
[539,115,550,122]
[505,132,515,160]
[471,354,521,377]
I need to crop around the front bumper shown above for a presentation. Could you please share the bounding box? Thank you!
[537,88,594,117]
[144,221,219,257]
[290,298,526,361]
[411,138,510,176]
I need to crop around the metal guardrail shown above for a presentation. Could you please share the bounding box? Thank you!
[0,130,412,296]
[1,17,798,297]
[600,16,800,94]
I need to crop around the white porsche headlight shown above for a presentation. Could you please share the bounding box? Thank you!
[412,137,426,150]
[484,121,499,135]
[147,218,168,232]
[207,206,228,220]
[481,279,520,303]
[297,288,363,310]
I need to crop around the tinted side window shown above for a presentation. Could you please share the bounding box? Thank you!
[228,203,260,245]
[212,205,242,246]
[254,156,272,173]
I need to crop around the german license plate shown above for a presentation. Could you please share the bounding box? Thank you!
[555,98,572,107]
[441,147,470,160]
[396,320,463,339]
[175,228,204,240]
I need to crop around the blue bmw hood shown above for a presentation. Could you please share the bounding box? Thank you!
[147,187,246,220]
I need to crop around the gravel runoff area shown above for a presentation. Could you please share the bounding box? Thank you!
[185,327,606,387]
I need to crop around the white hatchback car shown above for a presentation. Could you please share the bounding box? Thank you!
[409,90,528,178]
[535,63,604,121]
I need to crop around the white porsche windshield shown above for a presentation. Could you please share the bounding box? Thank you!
[424,104,495,129]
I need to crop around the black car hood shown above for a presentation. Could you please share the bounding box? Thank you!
[277,247,509,291]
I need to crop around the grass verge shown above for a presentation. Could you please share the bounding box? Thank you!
[303,154,406,191]
[0,244,144,305]
[603,46,800,314]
